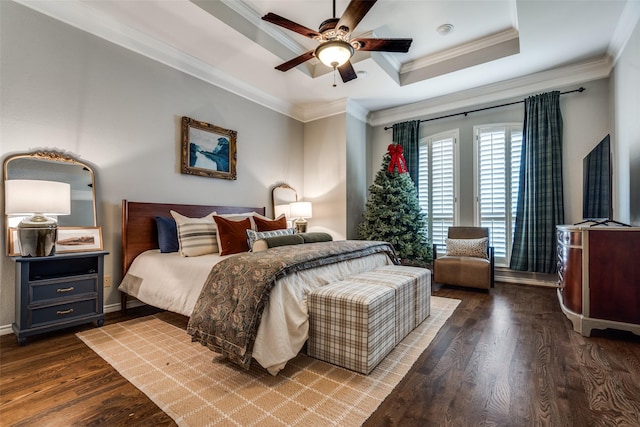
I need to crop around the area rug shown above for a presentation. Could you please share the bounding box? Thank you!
[77,296,459,426]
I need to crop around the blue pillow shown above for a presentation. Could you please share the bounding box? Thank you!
[155,216,179,253]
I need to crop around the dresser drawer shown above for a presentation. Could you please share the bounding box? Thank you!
[29,298,98,328]
[29,275,98,304]
[557,229,582,246]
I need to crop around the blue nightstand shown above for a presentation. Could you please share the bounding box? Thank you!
[12,251,108,345]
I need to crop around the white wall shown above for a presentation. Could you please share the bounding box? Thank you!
[0,2,304,326]
[369,78,612,226]
[345,112,370,239]
[303,115,347,239]
[612,18,640,225]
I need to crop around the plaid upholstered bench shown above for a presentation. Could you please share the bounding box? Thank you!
[342,271,416,346]
[372,265,431,325]
[307,281,396,374]
[307,266,432,374]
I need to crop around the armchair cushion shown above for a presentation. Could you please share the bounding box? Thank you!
[435,256,491,289]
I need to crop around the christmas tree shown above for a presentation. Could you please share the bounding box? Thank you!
[358,144,432,263]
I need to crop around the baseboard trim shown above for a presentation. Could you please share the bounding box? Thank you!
[103,299,145,313]
[495,273,557,288]
[0,324,12,336]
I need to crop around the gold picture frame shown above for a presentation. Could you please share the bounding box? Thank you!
[8,228,20,256]
[181,116,237,180]
[56,226,103,253]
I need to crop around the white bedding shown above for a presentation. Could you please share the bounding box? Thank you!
[119,248,393,375]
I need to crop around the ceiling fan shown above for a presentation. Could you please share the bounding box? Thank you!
[262,0,412,85]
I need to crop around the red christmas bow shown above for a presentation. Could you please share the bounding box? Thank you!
[387,144,407,173]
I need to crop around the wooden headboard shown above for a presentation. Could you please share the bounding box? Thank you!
[121,200,266,276]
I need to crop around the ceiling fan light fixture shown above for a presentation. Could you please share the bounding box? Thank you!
[315,40,354,68]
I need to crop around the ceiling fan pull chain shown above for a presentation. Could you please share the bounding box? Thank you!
[333,67,337,87]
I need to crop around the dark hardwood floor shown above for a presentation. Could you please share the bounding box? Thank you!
[1,283,639,426]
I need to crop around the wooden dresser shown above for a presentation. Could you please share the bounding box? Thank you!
[557,225,640,336]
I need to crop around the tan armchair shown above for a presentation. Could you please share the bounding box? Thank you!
[433,226,495,290]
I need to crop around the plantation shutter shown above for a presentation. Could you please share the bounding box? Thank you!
[476,124,522,265]
[419,132,456,253]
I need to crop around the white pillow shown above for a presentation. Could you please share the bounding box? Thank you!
[170,210,217,256]
[445,237,489,259]
[246,228,294,251]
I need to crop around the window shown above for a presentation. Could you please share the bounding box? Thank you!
[418,130,458,254]
[475,124,522,265]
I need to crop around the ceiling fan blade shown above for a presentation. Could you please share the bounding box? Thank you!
[351,38,413,52]
[336,0,377,34]
[338,61,358,83]
[262,13,321,39]
[275,50,315,72]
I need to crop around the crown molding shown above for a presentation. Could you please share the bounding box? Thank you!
[401,28,519,73]
[219,0,307,56]
[13,0,630,127]
[608,0,640,63]
[346,100,370,123]
[16,0,306,122]
[191,0,315,77]
[298,98,349,123]
[369,55,613,127]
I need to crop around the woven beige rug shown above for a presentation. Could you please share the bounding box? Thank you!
[77,296,459,426]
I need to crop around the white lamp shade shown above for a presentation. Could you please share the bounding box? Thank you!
[5,179,71,216]
[274,204,291,219]
[290,201,312,219]
[315,41,354,68]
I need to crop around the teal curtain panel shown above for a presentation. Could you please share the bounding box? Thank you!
[510,91,565,273]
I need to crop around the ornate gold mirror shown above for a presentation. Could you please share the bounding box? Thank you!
[4,151,97,255]
[271,183,297,219]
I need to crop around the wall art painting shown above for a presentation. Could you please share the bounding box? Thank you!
[181,116,237,180]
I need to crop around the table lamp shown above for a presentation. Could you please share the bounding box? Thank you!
[5,179,71,257]
[289,201,312,233]
[274,203,293,228]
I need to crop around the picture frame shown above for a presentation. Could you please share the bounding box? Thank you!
[181,116,237,180]
[56,226,103,253]
[8,227,20,256]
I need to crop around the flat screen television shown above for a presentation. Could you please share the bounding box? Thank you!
[582,134,612,221]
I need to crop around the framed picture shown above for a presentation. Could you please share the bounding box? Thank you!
[8,228,20,256]
[56,226,103,253]
[181,116,237,180]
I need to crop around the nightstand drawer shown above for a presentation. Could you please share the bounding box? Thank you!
[29,298,98,328]
[30,275,98,303]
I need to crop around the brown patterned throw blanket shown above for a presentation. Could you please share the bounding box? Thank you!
[187,240,398,369]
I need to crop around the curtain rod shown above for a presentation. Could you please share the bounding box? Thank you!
[383,87,585,130]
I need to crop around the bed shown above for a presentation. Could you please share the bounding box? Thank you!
[118,200,398,375]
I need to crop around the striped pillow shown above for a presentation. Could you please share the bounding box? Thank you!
[246,228,294,251]
[170,210,218,256]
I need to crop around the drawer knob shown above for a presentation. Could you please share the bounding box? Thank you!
[56,308,74,316]
[57,287,75,293]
